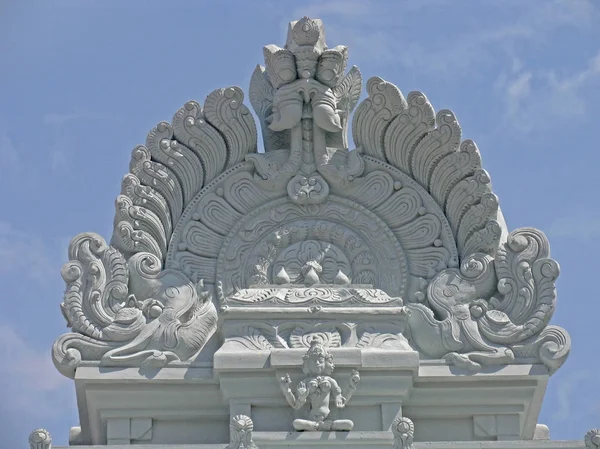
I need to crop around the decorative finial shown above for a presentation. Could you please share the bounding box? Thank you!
[585,429,600,449]
[29,429,52,449]
[292,17,321,47]
[226,415,258,449]
[392,417,414,449]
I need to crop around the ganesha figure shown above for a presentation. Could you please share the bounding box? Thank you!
[247,16,363,204]
[278,338,360,431]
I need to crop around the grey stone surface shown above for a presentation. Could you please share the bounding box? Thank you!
[42,15,581,447]
[29,429,52,449]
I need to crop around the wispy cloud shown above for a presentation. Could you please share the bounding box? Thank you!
[42,111,122,127]
[0,134,20,173]
[291,0,600,75]
[551,369,591,422]
[0,324,69,417]
[287,0,600,134]
[547,213,600,241]
[0,221,59,285]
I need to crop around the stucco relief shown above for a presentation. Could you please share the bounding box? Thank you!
[52,16,570,379]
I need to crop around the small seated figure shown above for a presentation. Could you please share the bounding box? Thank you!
[278,338,360,431]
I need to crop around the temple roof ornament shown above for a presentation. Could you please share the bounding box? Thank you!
[41,15,582,447]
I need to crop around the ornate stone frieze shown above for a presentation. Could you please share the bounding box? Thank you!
[52,15,570,379]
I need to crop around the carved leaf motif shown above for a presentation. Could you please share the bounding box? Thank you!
[429,139,482,207]
[171,251,217,283]
[383,91,436,174]
[146,121,204,206]
[249,65,275,119]
[129,145,183,228]
[229,326,274,351]
[179,221,224,258]
[456,193,499,254]
[406,247,450,278]
[113,195,167,256]
[111,221,163,260]
[171,100,228,184]
[121,174,172,240]
[411,109,461,188]
[332,65,362,113]
[479,228,560,343]
[445,169,492,236]
[290,326,342,348]
[223,172,281,214]
[204,87,258,168]
[374,187,423,228]
[356,324,408,349]
[194,193,243,236]
[393,214,442,249]
[344,170,395,209]
[61,234,133,338]
[353,77,407,160]
[510,325,570,374]
[462,219,503,257]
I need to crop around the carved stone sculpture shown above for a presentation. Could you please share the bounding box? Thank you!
[226,415,258,449]
[29,429,52,449]
[278,338,360,431]
[586,429,600,449]
[392,417,415,449]
[52,15,570,385]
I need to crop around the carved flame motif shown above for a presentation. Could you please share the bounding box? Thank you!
[52,16,569,378]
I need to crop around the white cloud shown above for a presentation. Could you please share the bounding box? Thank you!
[496,49,600,132]
[42,112,81,127]
[551,369,591,422]
[289,0,599,76]
[0,324,69,417]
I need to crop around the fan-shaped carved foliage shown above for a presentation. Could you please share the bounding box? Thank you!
[53,17,570,380]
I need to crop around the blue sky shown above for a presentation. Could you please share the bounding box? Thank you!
[1,0,600,446]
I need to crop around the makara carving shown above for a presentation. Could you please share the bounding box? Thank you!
[279,338,360,431]
[52,16,570,380]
